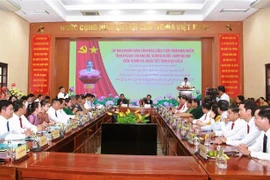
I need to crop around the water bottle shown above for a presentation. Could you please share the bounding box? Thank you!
[6,140,13,159]
[216,146,227,169]
[46,132,52,146]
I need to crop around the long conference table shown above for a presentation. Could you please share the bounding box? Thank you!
[1,107,270,180]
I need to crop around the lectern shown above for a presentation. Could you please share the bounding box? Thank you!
[177,87,195,99]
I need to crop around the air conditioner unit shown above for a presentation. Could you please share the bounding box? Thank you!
[0,0,21,12]
[250,0,270,9]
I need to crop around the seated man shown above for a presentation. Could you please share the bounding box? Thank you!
[189,99,204,119]
[47,98,69,124]
[191,101,212,126]
[143,94,153,107]
[174,99,194,117]
[201,100,228,132]
[117,93,129,106]
[217,100,261,147]
[212,105,247,141]
[0,100,16,136]
[84,93,96,110]
[173,95,189,113]
[238,107,270,160]
[9,100,41,136]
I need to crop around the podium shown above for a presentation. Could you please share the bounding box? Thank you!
[177,87,195,99]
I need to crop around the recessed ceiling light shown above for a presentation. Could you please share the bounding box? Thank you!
[22,10,49,15]
[81,11,99,16]
[166,10,185,15]
[220,8,249,13]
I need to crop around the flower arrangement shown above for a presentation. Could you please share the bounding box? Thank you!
[89,91,201,108]
[107,109,150,124]
[9,83,25,98]
[79,69,101,84]
[69,86,76,97]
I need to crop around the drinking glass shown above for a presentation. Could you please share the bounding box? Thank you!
[216,154,227,169]
[204,134,211,146]
[193,136,200,146]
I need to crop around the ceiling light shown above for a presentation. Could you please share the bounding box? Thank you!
[22,10,49,15]
[81,11,99,16]
[166,10,185,15]
[220,8,249,13]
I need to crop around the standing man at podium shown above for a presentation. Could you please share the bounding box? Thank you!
[181,77,191,88]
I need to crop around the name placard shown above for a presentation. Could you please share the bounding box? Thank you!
[144,104,151,108]
[72,121,78,129]
[81,118,86,125]
[39,136,47,147]
[65,124,72,134]
[15,144,27,160]
[199,144,208,160]
[51,130,60,139]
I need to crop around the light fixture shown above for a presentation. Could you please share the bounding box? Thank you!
[220,8,249,13]
[37,26,44,33]
[225,24,232,31]
[166,10,185,15]
[22,10,49,15]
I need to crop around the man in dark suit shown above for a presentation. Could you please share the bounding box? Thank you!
[117,94,129,106]
[143,94,153,106]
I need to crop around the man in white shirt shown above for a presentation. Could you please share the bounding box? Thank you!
[216,85,230,104]
[84,93,95,110]
[47,98,68,124]
[180,77,191,88]
[175,95,188,113]
[214,105,247,141]
[8,100,37,136]
[218,100,261,146]
[59,98,74,120]
[34,94,44,102]
[201,100,228,132]
[25,93,35,109]
[193,101,212,126]
[0,100,14,136]
[57,86,69,99]
[238,107,270,160]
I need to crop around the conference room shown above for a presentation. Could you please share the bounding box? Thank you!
[0,0,270,179]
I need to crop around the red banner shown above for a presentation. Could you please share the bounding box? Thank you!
[29,35,50,95]
[219,34,241,98]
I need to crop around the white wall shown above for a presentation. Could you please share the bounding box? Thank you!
[0,10,29,94]
[243,8,270,99]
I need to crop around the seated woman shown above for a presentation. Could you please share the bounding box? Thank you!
[259,97,269,106]
[39,100,55,127]
[27,102,43,125]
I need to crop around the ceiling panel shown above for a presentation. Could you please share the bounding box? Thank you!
[0,0,261,22]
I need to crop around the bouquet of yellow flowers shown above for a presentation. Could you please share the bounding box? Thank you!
[107,109,150,124]
[9,87,25,98]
